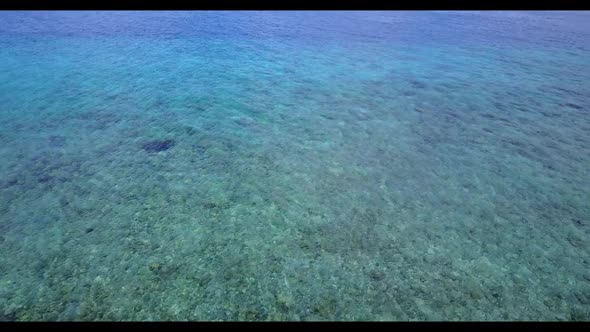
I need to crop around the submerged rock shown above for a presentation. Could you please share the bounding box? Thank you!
[142,139,176,153]
[564,102,583,110]
[409,79,428,89]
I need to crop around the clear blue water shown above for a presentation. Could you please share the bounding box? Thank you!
[0,11,589,321]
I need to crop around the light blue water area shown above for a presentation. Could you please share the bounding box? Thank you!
[0,11,589,321]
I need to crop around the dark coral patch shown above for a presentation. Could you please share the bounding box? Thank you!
[409,79,428,89]
[564,103,583,110]
[142,139,176,153]
[0,178,18,189]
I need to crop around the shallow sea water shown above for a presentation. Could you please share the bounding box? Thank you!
[0,11,589,321]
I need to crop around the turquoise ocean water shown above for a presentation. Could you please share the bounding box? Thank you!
[0,11,589,320]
